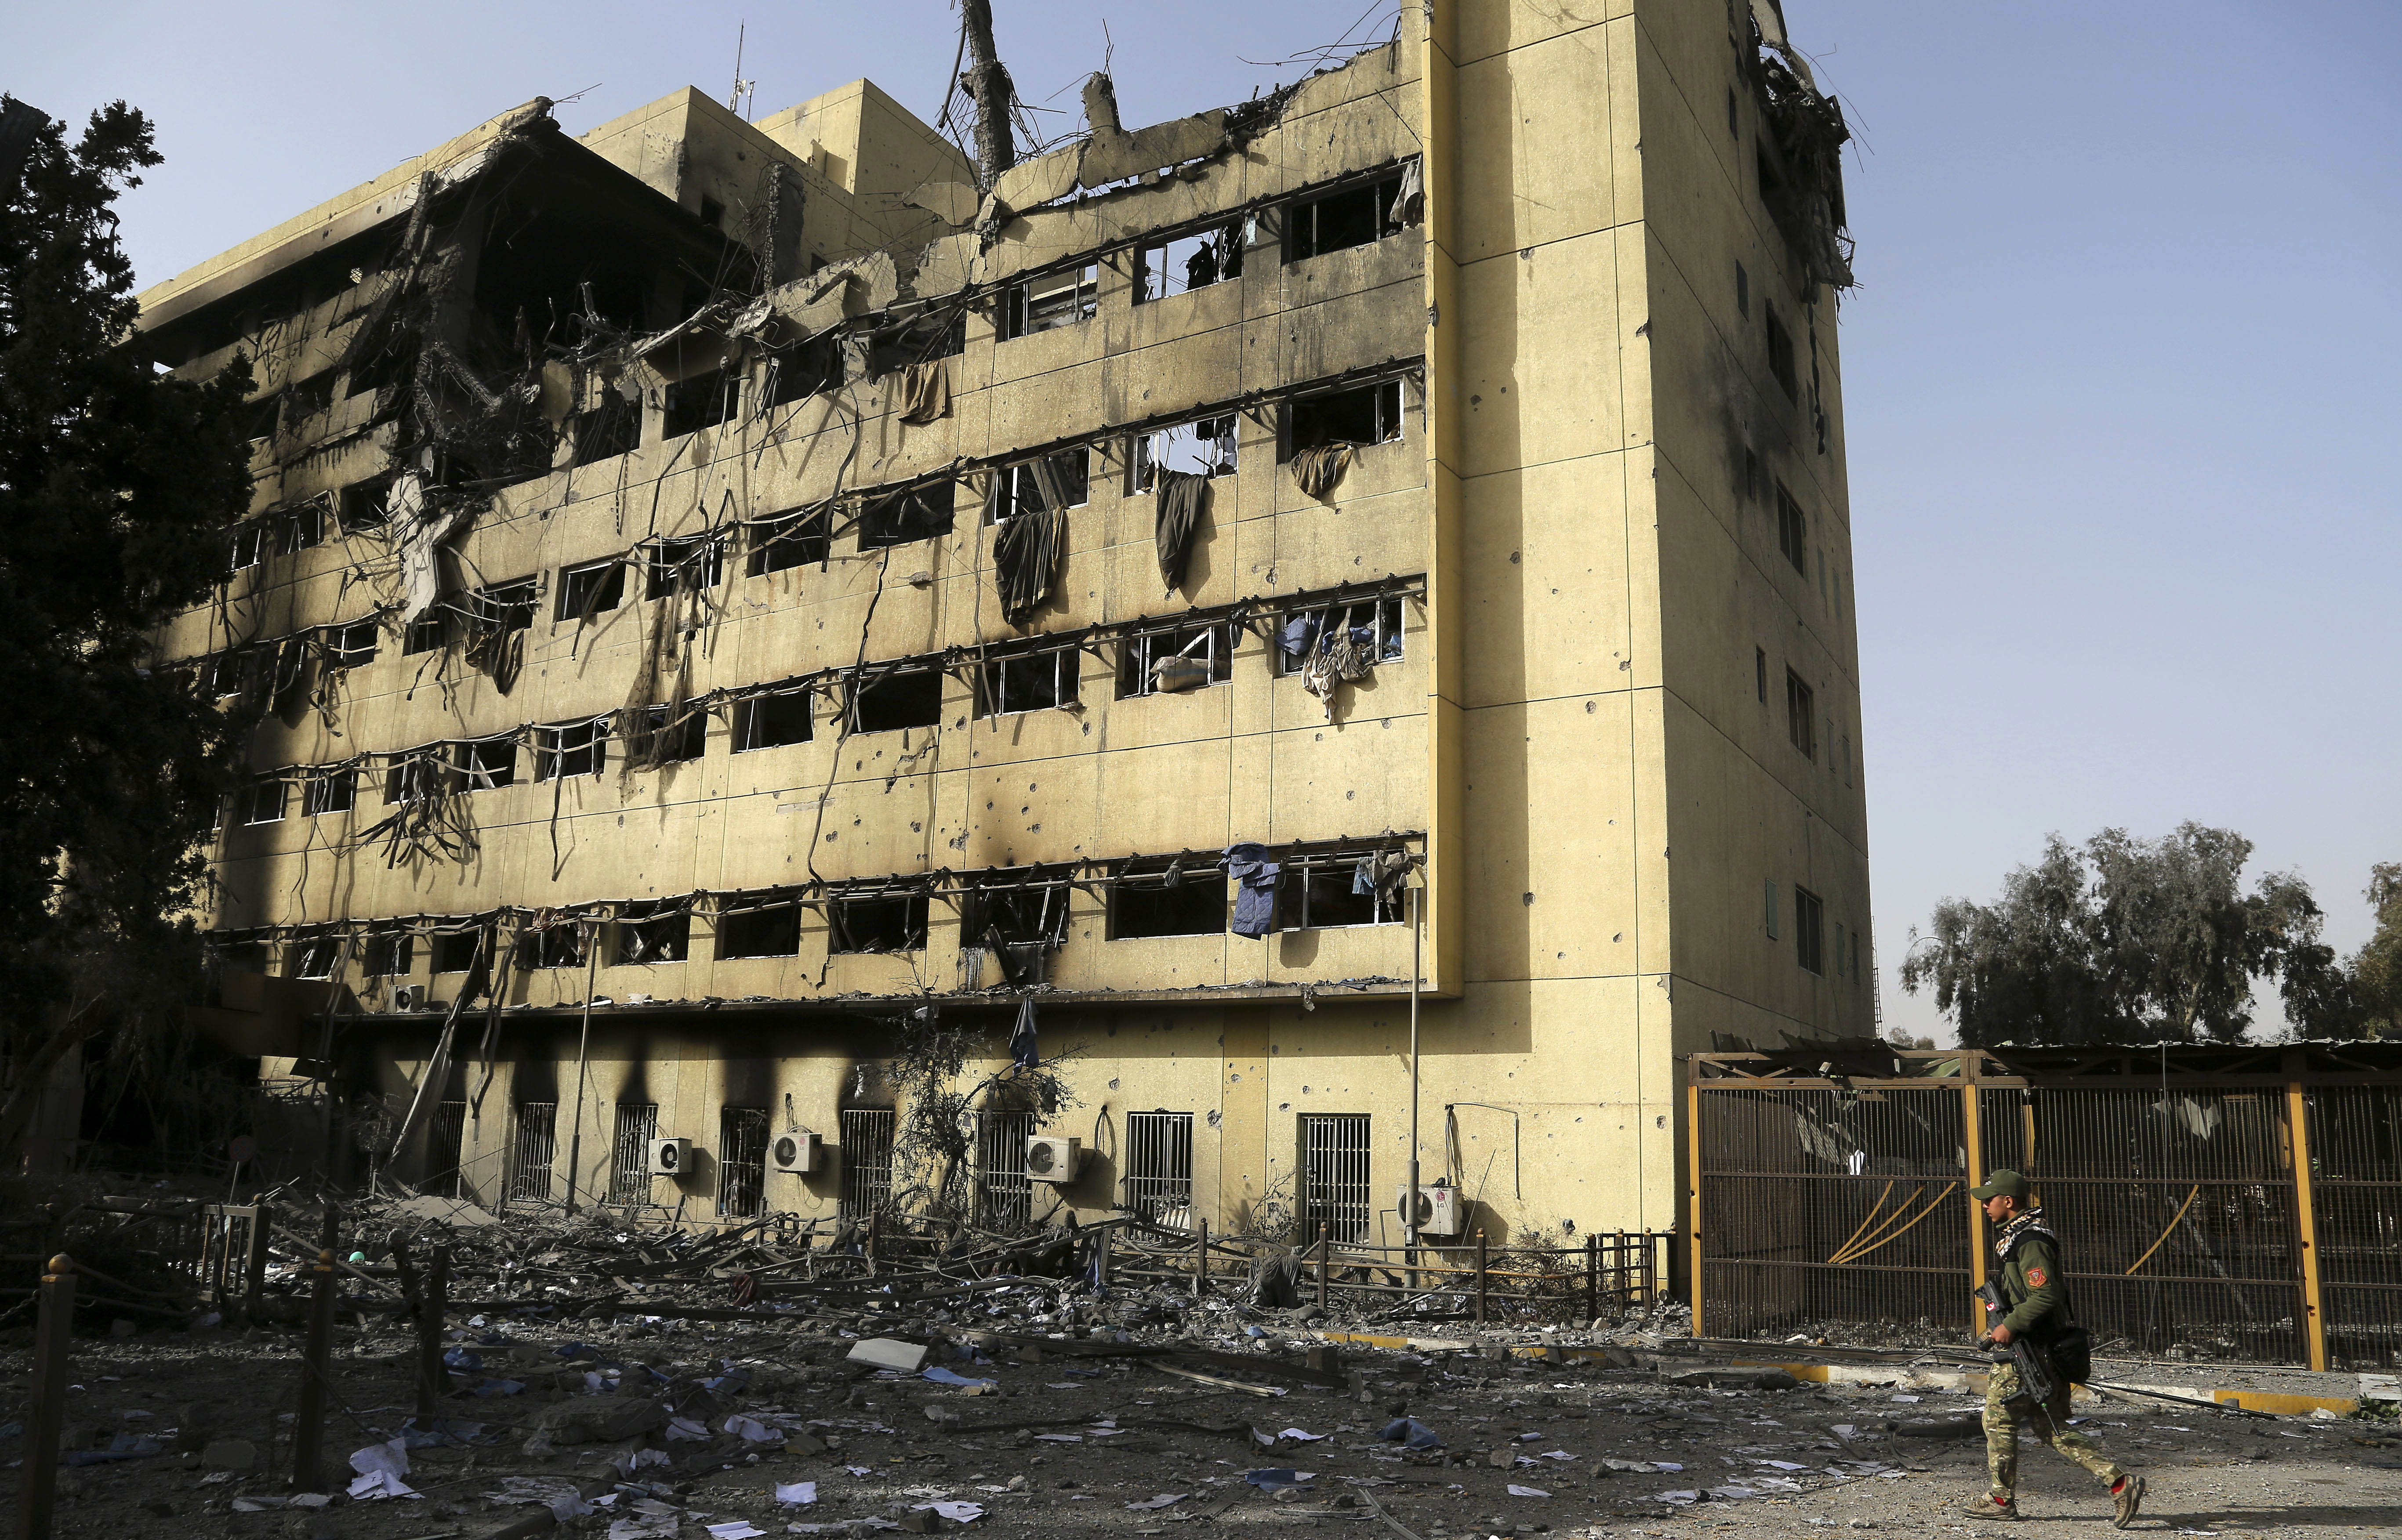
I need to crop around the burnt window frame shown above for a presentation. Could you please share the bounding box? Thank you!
[276,502,326,556]
[715,890,803,960]
[643,534,726,597]
[845,662,947,734]
[361,927,414,978]
[733,685,815,752]
[337,476,391,533]
[1775,483,1807,574]
[613,900,691,964]
[556,558,627,622]
[452,736,519,793]
[402,611,446,656]
[301,768,356,818]
[856,483,957,549]
[992,448,1092,522]
[288,930,342,980]
[1107,855,1230,940]
[957,865,1074,953]
[828,889,929,955]
[1283,378,1406,458]
[626,703,707,765]
[233,774,289,827]
[570,399,642,467]
[325,619,379,671]
[976,644,1080,718]
[430,925,489,975]
[762,338,838,407]
[1274,850,1404,932]
[1000,263,1099,341]
[1765,302,1799,400]
[662,368,742,438]
[228,521,270,574]
[533,716,610,781]
[520,919,589,971]
[1118,619,1236,699]
[1132,222,1243,303]
[1273,595,1407,678]
[1785,670,1817,760]
[1133,416,1237,489]
[746,507,831,574]
[1285,170,1408,262]
[469,578,538,634]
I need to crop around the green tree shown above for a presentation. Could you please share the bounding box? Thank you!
[0,98,254,1148]
[1901,823,2356,1047]
[2346,862,2402,1038]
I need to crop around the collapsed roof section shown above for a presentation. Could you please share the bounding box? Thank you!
[1744,0,1856,294]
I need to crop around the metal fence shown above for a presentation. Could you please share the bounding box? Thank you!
[1689,1043,2402,1372]
[840,1109,896,1218]
[509,1102,556,1205]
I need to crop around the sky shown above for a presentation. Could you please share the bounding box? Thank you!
[8,1,2397,1046]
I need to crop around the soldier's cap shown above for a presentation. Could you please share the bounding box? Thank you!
[1970,1169,2030,1201]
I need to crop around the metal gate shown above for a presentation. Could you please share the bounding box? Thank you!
[2309,1084,2402,1370]
[1301,1113,1372,1244]
[718,1106,770,1218]
[509,1102,556,1205]
[841,1109,896,1218]
[426,1100,468,1199]
[1125,1110,1195,1225]
[976,1112,1034,1229]
[610,1102,658,1207]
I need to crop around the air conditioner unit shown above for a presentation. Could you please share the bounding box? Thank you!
[388,985,422,1012]
[771,1131,823,1174]
[1024,1136,1083,1183]
[1397,1184,1466,1238]
[649,1137,692,1177]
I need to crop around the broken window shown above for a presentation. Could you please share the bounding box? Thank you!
[1286,172,1407,261]
[234,775,288,826]
[453,736,518,792]
[614,901,690,964]
[1786,670,1816,760]
[829,890,927,954]
[868,310,965,377]
[733,685,813,751]
[763,339,838,406]
[519,919,588,971]
[625,704,706,764]
[1776,483,1807,573]
[959,866,1073,961]
[977,645,1078,717]
[1119,620,1234,698]
[856,483,954,548]
[645,534,725,596]
[1286,380,1404,455]
[470,579,538,633]
[557,558,627,622]
[361,926,414,978]
[534,717,610,780]
[746,507,830,574]
[384,750,446,805]
[1765,302,1799,400]
[846,663,945,733]
[718,1105,770,1219]
[213,935,269,975]
[1795,884,1825,975]
[570,400,642,467]
[716,891,802,959]
[228,522,270,573]
[1133,223,1243,302]
[337,477,390,532]
[1276,851,1401,931]
[288,930,341,980]
[1001,264,1098,340]
[325,620,378,671]
[276,503,325,556]
[200,649,254,699]
[240,393,282,444]
[302,768,356,817]
[663,369,742,437]
[431,926,488,975]
[1274,597,1405,675]
[1109,856,1228,939]
[1124,1111,1195,1223]
[403,611,445,655]
[1134,417,1236,488]
[994,449,1090,522]
[287,369,338,423]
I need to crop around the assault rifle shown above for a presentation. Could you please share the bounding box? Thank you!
[1975,1280,2061,1401]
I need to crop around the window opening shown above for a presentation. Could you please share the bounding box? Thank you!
[614,901,690,964]
[625,704,705,765]
[521,919,587,970]
[830,891,927,954]
[469,579,537,634]
[733,686,813,751]
[847,664,945,732]
[425,1100,468,1200]
[1276,851,1403,931]
[509,1102,556,1205]
[1766,302,1799,400]
[430,927,487,975]
[1785,670,1816,760]
[534,717,609,780]
[228,522,269,573]
[718,1106,771,1218]
[454,737,517,791]
[1135,417,1236,487]
[1119,620,1234,697]
[557,559,626,622]
[1796,885,1825,975]
[1776,484,1807,573]
[662,369,741,437]
[1286,380,1404,455]
[1124,1111,1195,1224]
[839,1108,896,1218]
[325,620,378,671]
[1736,261,1750,319]
[276,503,325,556]
[646,534,725,597]
[1275,597,1404,676]
[403,612,445,655]
[235,775,288,826]
[1001,264,1099,339]
[717,891,802,960]
[302,768,355,817]
[1109,857,1228,940]
[857,484,955,548]
[975,1111,1035,1229]
[960,867,1071,984]
[867,310,965,377]
[764,339,838,406]
[361,927,413,978]
[1755,646,1769,703]
[1299,1112,1372,1244]
[994,449,1090,521]
[747,507,830,574]
[1287,172,1408,261]
[1133,223,1242,302]
[610,1102,659,1206]
[977,646,1077,717]
[338,477,391,532]
[289,931,341,980]
[570,401,641,466]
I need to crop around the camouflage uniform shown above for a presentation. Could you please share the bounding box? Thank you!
[1982,1208,2123,1499]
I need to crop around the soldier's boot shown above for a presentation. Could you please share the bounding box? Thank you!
[1961,1492,2021,1521]
[2111,1475,2145,1529]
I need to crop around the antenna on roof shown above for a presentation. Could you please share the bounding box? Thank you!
[729,21,756,120]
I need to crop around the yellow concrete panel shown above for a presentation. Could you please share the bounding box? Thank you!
[1453,232,1628,480]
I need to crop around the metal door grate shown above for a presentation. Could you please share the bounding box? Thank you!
[610,1102,658,1207]
[976,1112,1034,1230]
[841,1108,896,1218]
[426,1100,468,1199]
[509,1102,556,1205]
[1125,1111,1195,1225]
[718,1106,771,1218]
[1301,1113,1372,1244]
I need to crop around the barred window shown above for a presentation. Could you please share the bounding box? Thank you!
[1119,621,1234,699]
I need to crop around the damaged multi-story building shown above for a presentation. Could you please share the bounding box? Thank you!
[140,1,1867,1253]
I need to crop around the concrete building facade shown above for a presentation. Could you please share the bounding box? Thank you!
[141,1,1868,1252]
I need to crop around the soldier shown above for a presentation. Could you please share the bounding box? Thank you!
[1963,1169,2144,1526]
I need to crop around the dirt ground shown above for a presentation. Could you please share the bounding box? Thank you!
[3,1314,2397,1539]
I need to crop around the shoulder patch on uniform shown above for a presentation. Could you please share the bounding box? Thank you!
[2026,1266,2047,1287]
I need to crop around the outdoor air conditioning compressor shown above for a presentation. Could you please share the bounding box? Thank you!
[1396,1184,1466,1238]
[649,1137,692,1177]
[1024,1136,1083,1183]
[771,1131,823,1174]
[388,985,422,1012]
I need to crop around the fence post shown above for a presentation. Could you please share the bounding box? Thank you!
[290,1208,340,1493]
[1317,1231,1330,1311]
[15,1253,75,1540]
[245,1203,274,1325]
[1686,1074,1705,1337]
[1473,1229,1488,1324]
[1585,1234,1598,1323]
[2284,1063,2329,1372]
[1962,1071,1988,1337]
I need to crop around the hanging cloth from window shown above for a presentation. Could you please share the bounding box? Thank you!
[1391,157,1425,226]
[1009,996,1041,1069]
[993,458,1069,623]
[1225,843,1281,939]
[1300,607,1376,721]
[897,358,951,424]
[1290,442,1353,499]
[1154,469,1208,591]
[391,470,468,623]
